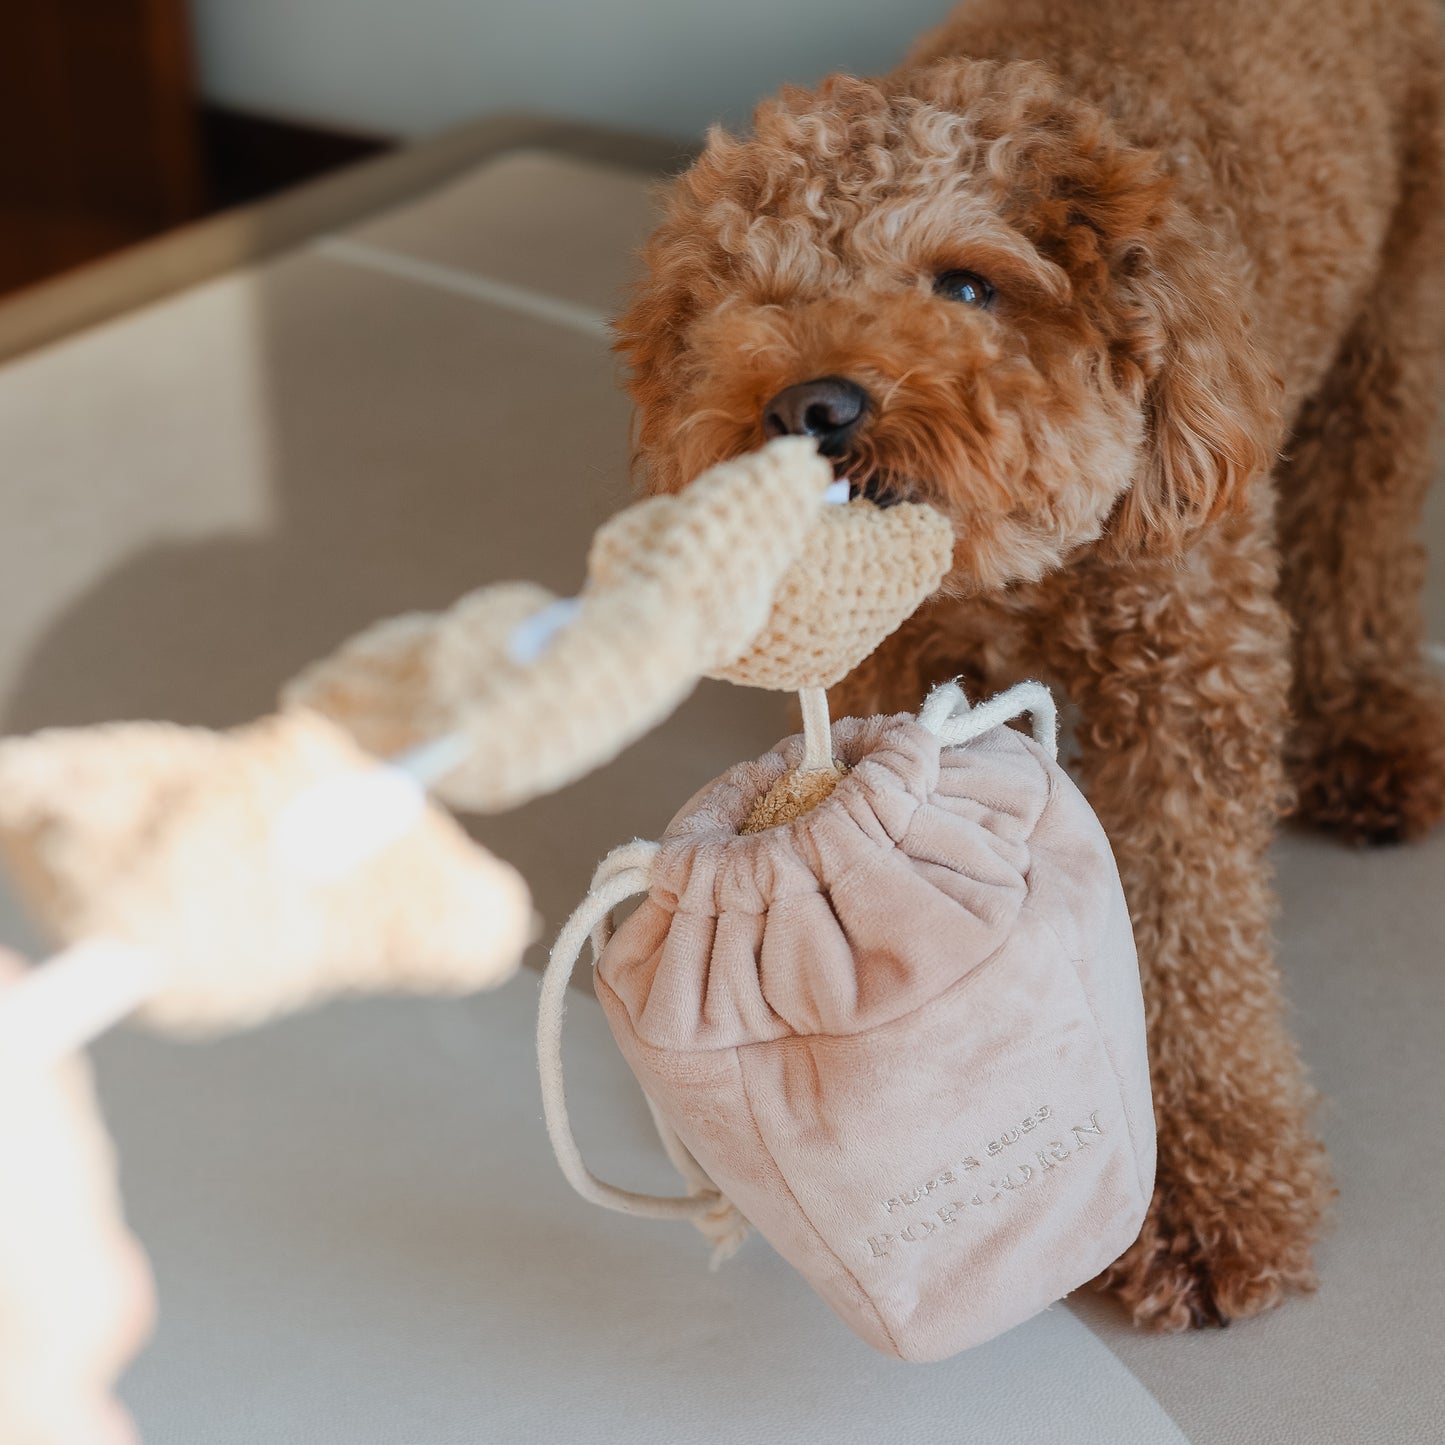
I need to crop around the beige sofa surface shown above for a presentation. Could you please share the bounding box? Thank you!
[1,129,1441,1445]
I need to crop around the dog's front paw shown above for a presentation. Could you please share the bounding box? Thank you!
[1290,674,1445,845]
[1096,1131,1330,1331]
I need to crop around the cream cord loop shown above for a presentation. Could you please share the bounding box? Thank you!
[919,678,1059,760]
[538,840,739,1231]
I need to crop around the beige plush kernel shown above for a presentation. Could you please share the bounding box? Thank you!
[288,439,953,812]
[0,709,534,1035]
[712,498,954,690]
[740,763,848,833]
[286,437,838,813]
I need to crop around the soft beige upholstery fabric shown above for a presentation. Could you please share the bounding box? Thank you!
[0,139,1441,1442]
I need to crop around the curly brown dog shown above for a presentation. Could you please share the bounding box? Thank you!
[615,0,1445,1330]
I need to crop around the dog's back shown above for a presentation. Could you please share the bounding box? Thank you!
[909,0,1445,407]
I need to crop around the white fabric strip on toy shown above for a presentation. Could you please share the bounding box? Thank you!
[0,939,159,1072]
[0,477,859,1068]
[798,686,836,772]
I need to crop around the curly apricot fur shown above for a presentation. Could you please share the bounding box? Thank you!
[618,0,1445,1331]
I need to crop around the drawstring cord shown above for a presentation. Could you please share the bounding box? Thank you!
[536,839,749,1264]
[918,678,1059,760]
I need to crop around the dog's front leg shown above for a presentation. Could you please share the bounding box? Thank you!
[1037,526,1331,1329]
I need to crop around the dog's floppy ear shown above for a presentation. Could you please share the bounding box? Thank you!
[615,120,777,496]
[613,204,701,496]
[1104,209,1284,556]
[614,131,743,496]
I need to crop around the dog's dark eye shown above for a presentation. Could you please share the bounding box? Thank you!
[933,270,994,307]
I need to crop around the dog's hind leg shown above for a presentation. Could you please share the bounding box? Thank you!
[1277,94,1445,844]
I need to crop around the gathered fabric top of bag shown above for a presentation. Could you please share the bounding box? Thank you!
[539,682,1155,1362]
[625,701,1060,1048]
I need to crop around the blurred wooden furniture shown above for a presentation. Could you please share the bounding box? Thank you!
[0,114,690,365]
[0,0,203,297]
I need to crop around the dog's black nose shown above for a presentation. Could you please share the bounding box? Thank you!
[762,376,870,456]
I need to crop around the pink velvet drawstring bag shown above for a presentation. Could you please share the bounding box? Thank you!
[538,681,1155,1362]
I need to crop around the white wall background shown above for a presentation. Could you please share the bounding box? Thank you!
[192,0,958,140]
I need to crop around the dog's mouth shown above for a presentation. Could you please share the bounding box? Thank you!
[842,468,914,509]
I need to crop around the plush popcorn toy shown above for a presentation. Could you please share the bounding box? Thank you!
[0,438,918,1438]
[289,435,1153,1362]
[0,434,1152,1436]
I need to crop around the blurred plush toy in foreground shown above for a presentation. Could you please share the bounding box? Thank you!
[0,438,954,1439]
